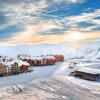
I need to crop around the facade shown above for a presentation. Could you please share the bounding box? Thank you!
[71,71,100,81]
[0,59,30,77]
[20,56,56,66]
[20,65,29,73]
[53,55,64,62]
[12,62,20,74]
[0,63,7,76]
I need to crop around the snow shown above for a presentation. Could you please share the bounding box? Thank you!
[14,59,29,66]
[20,55,55,60]
[0,42,100,99]
[0,62,61,87]
[0,60,100,100]
[0,41,99,60]
[77,67,100,74]
[0,59,29,68]
[53,62,77,76]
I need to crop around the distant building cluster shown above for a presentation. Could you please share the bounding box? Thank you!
[0,54,64,77]
[18,54,64,66]
[0,56,30,77]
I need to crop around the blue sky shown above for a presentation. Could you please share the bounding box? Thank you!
[0,0,100,44]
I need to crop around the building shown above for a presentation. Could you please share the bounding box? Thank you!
[71,69,100,81]
[19,55,56,66]
[20,64,29,73]
[53,55,64,62]
[68,61,77,68]
[11,62,20,74]
[0,62,7,76]
[11,60,30,74]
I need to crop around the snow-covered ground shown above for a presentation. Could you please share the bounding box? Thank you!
[0,42,100,100]
[0,60,100,100]
[0,62,62,87]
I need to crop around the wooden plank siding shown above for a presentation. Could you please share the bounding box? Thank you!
[71,71,100,81]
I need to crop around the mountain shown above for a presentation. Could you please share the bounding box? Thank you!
[0,41,100,59]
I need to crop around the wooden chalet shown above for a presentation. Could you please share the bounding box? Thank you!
[11,60,30,74]
[11,62,20,74]
[6,67,12,76]
[0,63,7,76]
[53,55,64,62]
[19,55,56,66]
[18,54,65,66]
[0,56,30,77]
[71,69,100,81]
[20,64,29,73]
[46,58,56,65]
[0,63,12,76]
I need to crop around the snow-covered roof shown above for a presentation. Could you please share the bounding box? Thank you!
[77,67,100,75]
[0,61,6,65]
[19,55,55,60]
[0,59,30,68]
[14,59,29,66]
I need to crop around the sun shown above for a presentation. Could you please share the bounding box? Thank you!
[64,32,82,42]
[69,32,81,41]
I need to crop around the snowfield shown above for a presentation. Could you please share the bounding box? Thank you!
[0,62,62,87]
[0,42,100,100]
[0,61,100,100]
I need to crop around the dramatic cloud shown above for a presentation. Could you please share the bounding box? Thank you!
[0,0,100,44]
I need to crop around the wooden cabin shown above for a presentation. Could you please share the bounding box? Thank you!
[0,57,30,77]
[27,59,32,66]
[0,63,7,76]
[0,69,7,76]
[11,60,30,74]
[33,59,38,66]
[7,68,12,76]
[20,65,29,73]
[21,57,56,66]
[46,58,56,65]
[41,58,47,65]
[0,63,5,69]
[71,70,100,81]
[53,55,64,62]
[18,54,66,66]
[0,63,14,76]
[12,62,20,74]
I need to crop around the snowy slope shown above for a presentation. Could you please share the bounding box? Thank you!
[0,40,100,100]
[0,41,100,60]
[0,61,100,100]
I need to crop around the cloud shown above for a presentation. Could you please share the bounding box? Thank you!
[1,0,48,23]
[51,9,100,32]
[51,0,85,4]
[0,0,99,45]
[8,21,61,41]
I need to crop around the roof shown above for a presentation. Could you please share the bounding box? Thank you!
[77,68,100,75]
[0,59,29,68]
[14,59,30,66]
[19,55,55,60]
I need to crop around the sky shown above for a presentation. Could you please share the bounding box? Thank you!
[0,0,100,45]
